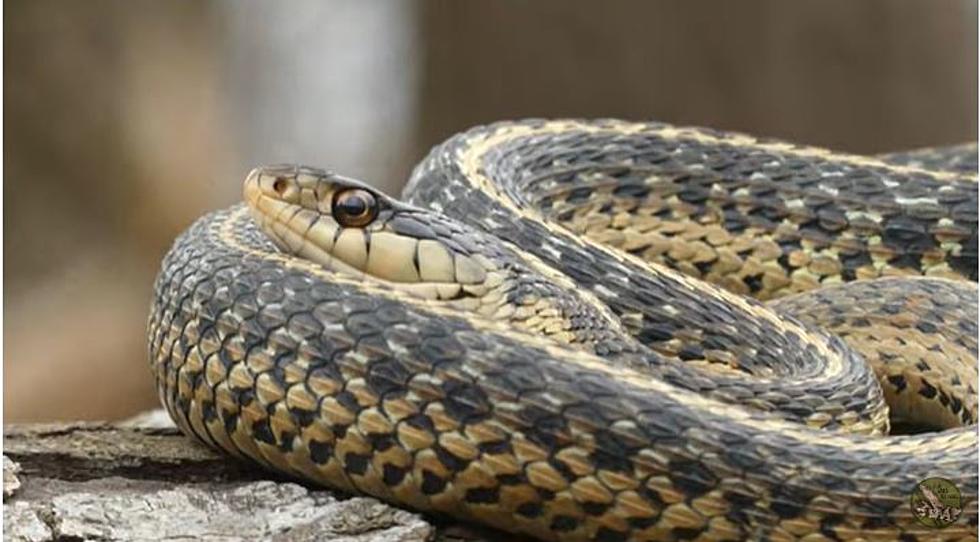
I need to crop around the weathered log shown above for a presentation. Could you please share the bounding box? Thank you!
[3,412,511,542]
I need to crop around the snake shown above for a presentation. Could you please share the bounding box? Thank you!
[148,119,978,541]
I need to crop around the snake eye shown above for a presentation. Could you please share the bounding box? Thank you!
[332,188,378,227]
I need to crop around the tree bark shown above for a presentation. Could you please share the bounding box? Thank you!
[3,412,509,542]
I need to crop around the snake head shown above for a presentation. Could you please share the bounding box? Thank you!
[244,164,503,300]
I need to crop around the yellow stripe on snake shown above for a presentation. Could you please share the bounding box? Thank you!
[148,120,979,541]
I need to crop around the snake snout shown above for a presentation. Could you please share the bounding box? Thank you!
[243,165,305,207]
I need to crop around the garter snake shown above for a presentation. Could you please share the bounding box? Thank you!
[149,119,978,541]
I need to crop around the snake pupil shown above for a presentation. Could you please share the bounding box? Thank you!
[342,196,366,216]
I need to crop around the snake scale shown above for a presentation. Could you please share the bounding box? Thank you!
[148,119,979,541]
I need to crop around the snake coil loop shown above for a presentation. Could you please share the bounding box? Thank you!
[150,120,978,541]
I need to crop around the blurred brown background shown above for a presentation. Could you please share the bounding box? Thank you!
[5,0,977,422]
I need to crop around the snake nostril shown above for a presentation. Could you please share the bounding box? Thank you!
[272,177,289,195]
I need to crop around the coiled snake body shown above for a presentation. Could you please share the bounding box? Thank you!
[149,120,978,541]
